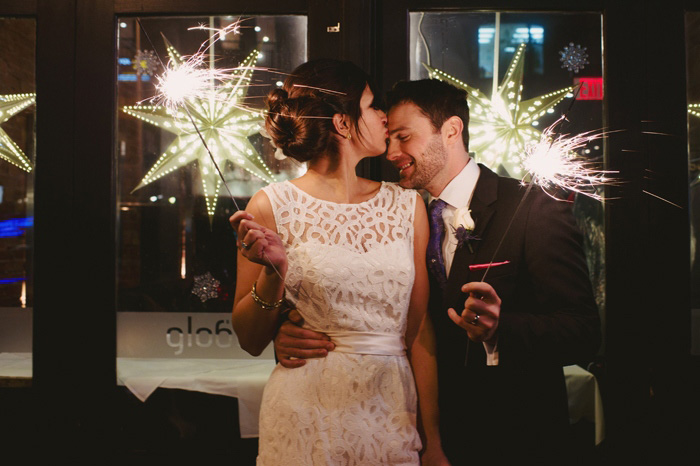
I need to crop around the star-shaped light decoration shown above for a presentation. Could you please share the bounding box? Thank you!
[424,43,573,177]
[0,93,36,173]
[689,103,700,119]
[690,103,700,183]
[123,40,275,218]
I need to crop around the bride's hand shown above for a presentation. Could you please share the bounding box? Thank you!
[230,211,287,275]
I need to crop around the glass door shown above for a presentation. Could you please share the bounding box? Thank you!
[116,15,307,359]
[0,17,36,379]
[402,9,606,332]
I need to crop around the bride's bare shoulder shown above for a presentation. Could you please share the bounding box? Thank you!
[245,190,275,228]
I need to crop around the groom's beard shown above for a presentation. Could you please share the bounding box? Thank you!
[405,134,448,190]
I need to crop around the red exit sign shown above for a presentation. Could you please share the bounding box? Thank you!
[574,77,603,100]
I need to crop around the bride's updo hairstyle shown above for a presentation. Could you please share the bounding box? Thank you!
[265,59,377,163]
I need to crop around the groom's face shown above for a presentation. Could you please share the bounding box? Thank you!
[387,101,448,192]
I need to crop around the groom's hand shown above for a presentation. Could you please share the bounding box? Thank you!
[447,281,501,343]
[275,309,335,368]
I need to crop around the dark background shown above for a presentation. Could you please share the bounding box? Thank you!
[0,1,696,464]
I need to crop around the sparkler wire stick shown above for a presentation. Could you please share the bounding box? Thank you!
[465,83,591,365]
[479,84,584,282]
[464,79,617,366]
[185,104,239,204]
[480,182,534,282]
[642,190,683,209]
[292,84,346,95]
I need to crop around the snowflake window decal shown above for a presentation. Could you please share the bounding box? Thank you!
[192,271,220,302]
[559,42,589,74]
[133,49,159,77]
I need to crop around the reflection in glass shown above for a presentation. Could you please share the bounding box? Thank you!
[0,18,35,362]
[687,12,700,352]
[477,23,544,78]
[116,16,307,317]
[409,11,606,332]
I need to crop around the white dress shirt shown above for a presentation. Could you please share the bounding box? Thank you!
[430,160,499,365]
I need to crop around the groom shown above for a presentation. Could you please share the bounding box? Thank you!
[383,79,600,464]
[275,79,601,465]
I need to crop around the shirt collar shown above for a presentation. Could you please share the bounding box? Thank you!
[430,159,481,209]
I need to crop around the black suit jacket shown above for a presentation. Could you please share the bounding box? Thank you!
[430,164,601,465]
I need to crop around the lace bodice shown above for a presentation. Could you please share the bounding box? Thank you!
[263,181,417,336]
[257,181,421,465]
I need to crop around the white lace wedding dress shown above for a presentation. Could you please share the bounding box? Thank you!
[257,181,421,466]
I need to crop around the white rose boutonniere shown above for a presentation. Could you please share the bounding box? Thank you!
[451,206,479,253]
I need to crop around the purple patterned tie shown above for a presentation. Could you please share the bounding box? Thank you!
[427,199,447,288]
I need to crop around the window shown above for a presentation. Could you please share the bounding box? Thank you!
[409,11,606,333]
[0,17,35,371]
[687,12,700,354]
[116,15,307,358]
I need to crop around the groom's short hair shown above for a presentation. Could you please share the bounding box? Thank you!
[386,79,470,150]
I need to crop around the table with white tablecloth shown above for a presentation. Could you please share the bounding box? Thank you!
[0,353,603,443]
[564,363,605,445]
[117,357,275,438]
[0,352,273,438]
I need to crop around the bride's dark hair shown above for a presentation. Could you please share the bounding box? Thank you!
[265,59,379,163]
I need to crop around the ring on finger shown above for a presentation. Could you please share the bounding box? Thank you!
[240,241,248,249]
[469,313,480,325]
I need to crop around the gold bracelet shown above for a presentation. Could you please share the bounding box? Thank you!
[251,281,285,310]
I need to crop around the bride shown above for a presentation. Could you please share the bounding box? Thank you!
[229,58,449,465]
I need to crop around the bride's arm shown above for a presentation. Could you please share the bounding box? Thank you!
[405,193,450,465]
[230,190,288,356]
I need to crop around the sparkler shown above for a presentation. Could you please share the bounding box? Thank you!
[150,50,222,110]
[132,19,291,297]
[148,28,259,113]
[188,21,242,44]
[480,116,616,281]
[135,20,373,309]
[292,84,346,95]
[466,112,614,363]
[166,26,258,100]
[425,43,574,178]
[520,116,616,202]
[131,19,273,216]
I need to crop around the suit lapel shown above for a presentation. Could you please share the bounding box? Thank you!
[445,164,499,301]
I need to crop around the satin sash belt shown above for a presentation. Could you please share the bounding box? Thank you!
[322,331,406,356]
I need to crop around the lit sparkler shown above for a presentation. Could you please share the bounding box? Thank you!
[521,116,616,202]
[127,20,276,219]
[150,49,216,109]
[189,20,242,43]
[481,117,616,282]
[132,19,290,293]
[425,43,574,177]
[146,18,257,112]
[147,33,256,113]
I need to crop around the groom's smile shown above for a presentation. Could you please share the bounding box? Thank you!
[387,101,449,194]
[397,160,415,175]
